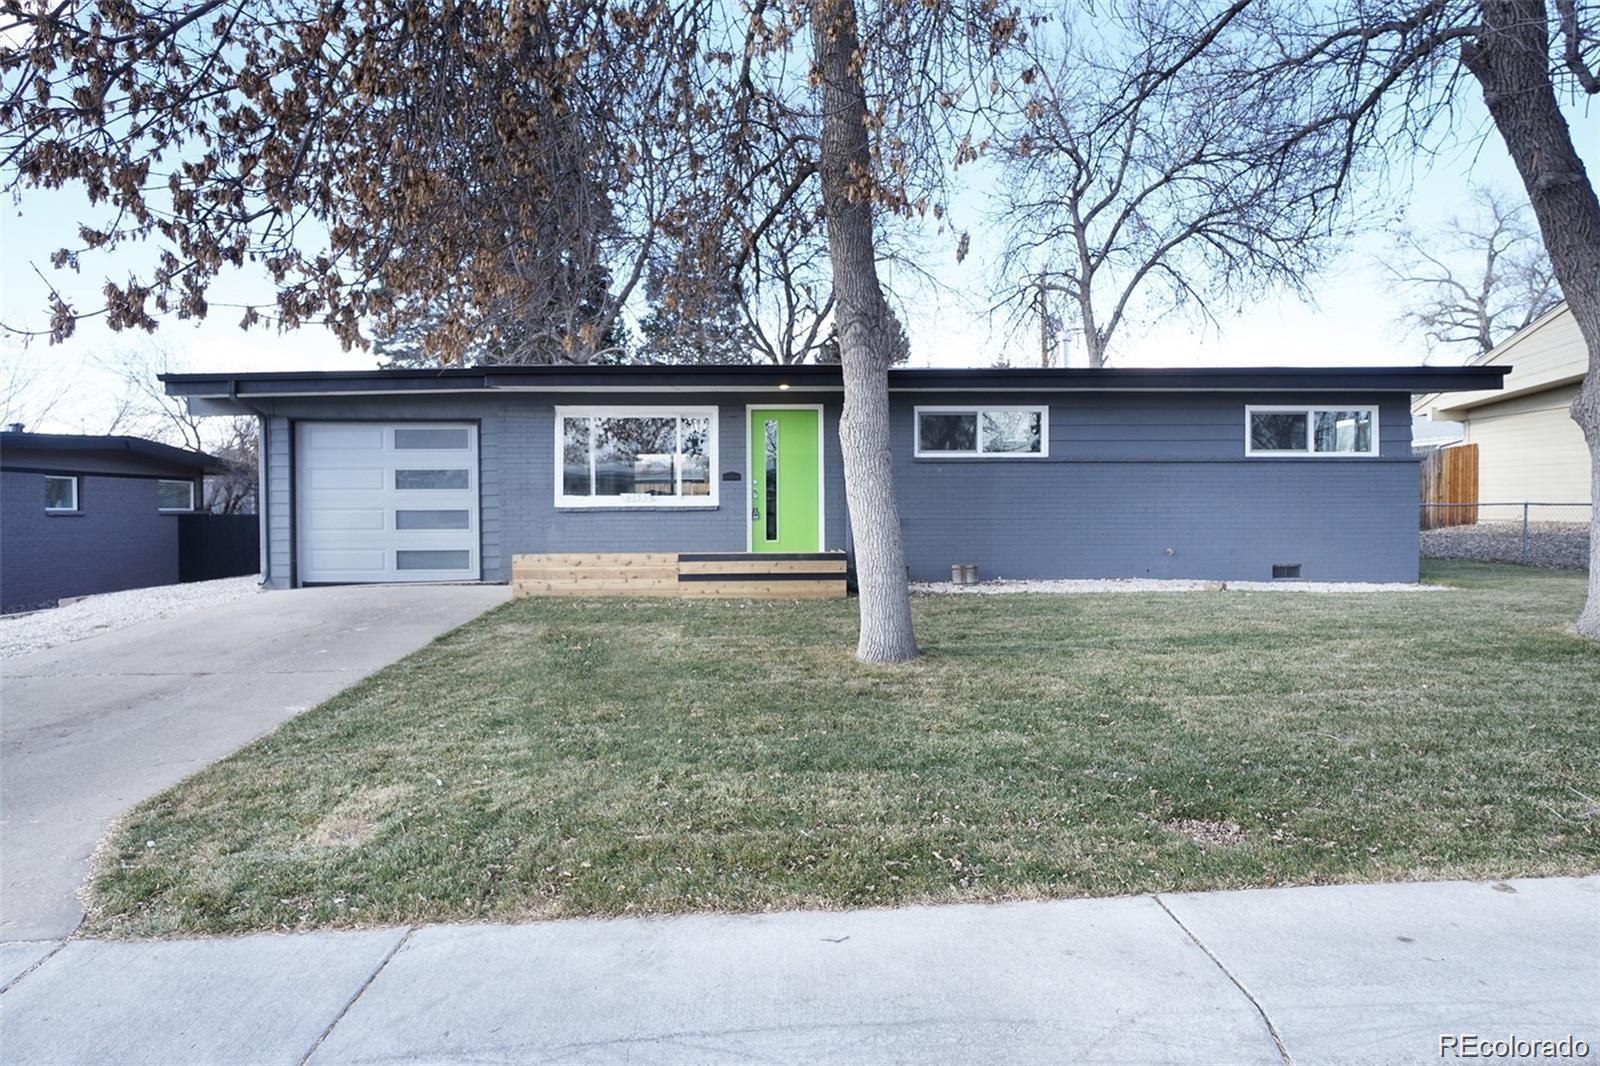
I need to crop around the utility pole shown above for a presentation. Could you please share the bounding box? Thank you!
[1036,273,1051,367]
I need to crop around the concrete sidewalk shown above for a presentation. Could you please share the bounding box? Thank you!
[2,876,1595,1065]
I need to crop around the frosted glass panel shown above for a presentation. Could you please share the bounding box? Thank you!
[395,509,470,530]
[395,469,468,490]
[396,550,471,570]
[394,427,470,450]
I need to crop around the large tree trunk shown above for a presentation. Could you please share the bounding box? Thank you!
[809,0,918,662]
[1462,0,1600,638]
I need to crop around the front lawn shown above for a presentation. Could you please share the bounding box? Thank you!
[88,561,1600,936]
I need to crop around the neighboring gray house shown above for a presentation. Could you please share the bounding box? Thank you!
[160,363,1506,588]
[1,430,218,611]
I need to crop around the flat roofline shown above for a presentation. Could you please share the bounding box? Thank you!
[0,431,221,471]
[162,363,1511,401]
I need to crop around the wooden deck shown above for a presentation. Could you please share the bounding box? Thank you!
[512,552,849,599]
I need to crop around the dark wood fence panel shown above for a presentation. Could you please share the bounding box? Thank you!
[1418,443,1479,528]
[177,514,260,582]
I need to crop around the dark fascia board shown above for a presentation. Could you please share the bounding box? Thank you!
[0,431,222,472]
[890,365,1511,392]
[160,363,1511,398]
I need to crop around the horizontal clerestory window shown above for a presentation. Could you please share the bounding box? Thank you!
[914,406,1048,458]
[1246,406,1378,457]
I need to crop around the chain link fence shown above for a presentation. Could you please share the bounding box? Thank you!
[1419,503,1592,569]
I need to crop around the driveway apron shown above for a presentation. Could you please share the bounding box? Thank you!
[0,583,508,942]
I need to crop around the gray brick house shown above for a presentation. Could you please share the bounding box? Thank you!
[159,363,1507,589]
[1,431,220,611]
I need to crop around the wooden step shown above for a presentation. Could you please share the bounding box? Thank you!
[678,558,847,575]
[515,553,677,567]
[677,580,845,599]
[511,551,850,600]
[513,581,680,598]
[512,566,679,582]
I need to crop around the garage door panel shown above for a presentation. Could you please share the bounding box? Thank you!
[305,548,388,574]
[296,422,480,584]
[308,507,386,531]
[303,425,384,449]
[304,466,387,491]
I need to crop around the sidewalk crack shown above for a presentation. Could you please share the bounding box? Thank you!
[0,937,71,996]
[1153,894,1294,1066]
[298,926,414,1066]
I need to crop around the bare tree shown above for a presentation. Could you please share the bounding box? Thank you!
[93,346,209,452]
[0,353,70,430]
[991,1,1331,368]
[202,416,259,514]
[1221,0,1600,637]
[641,204,837,366]
[809,0,918,659]
[1386,185,1561,355]
[94,345,257,511]
[741,218,838,366]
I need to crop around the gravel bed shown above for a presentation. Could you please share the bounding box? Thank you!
[0,576,261,660]
[1421,523,1590,570]
[912,578,1447,595]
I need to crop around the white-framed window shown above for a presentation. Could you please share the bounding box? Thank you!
[914,406,1048,458]
[555,407,719,507]
[1245,406,1379,457]
[157,479,197,511]
[44,475,78,512]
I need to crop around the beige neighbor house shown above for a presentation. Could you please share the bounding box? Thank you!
[1414,303,1592,505]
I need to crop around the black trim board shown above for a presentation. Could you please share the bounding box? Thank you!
[679,552,845,562]
[0,431,219,470]
[677,571,846,582]
[162,363,1511,401]
[1,466,202,483]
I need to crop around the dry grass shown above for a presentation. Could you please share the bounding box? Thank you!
[86,561,1600,937]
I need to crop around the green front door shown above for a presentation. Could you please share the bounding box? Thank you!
[750,408,822,552]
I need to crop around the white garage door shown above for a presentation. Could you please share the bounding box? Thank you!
[295,422,480,583]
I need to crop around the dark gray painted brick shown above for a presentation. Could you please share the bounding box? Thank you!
[252,389,1418,586]
[1,471,186,609]
[890,392,1419,582]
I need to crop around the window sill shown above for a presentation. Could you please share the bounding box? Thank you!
[44,509,83,517]
[555,502,720,513]
[912,454,1051,462]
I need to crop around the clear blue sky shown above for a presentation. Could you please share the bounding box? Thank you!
[1,81,1594,433]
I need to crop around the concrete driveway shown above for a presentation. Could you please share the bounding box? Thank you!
[0,583,509,942]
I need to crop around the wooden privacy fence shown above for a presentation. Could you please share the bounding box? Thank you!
[512,552,849,599]
[1419,443,1478,528]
